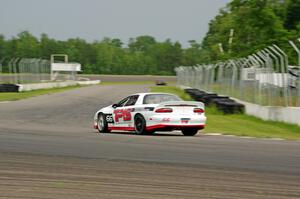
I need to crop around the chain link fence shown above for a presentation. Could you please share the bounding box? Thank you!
[0,57,79,84]
[176,42,300,107]
[0,58,51,84]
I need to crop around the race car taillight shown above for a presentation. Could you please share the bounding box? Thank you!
[194,108,204,113]
[155,108,173,113]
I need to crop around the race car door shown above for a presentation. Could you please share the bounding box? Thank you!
[113,95,139,128]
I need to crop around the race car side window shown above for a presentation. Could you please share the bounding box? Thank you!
[117,97,130,107]
[124,95,139,106]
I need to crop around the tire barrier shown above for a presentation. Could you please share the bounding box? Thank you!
[209,96,231,104]
[0,84,20,92]
[185,89,207,101]
[215,100,245,114]
[184,88,245,114]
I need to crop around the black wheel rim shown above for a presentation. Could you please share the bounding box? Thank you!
[135,118,144,132]
[98,115,104,131]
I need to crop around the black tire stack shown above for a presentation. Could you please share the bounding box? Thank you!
[185,88,244,114]
[0,84,19,92]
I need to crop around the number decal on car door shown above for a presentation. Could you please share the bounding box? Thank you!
[105,114,114,123]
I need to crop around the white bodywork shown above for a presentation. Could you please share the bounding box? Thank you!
[93,93,206,132]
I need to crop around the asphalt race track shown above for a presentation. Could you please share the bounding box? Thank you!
[0,84,300,198]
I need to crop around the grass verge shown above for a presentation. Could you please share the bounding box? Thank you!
[0,85,81,101]
[150,86,300,140]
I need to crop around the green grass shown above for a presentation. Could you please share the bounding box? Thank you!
[151,86,193,100]
[150,86,300,140]
[0,85,81,101]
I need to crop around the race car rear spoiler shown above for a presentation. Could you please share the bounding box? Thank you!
[157,101,205,109]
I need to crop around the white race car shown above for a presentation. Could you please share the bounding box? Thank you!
[93,93,206,136]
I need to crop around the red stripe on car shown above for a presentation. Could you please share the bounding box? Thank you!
[146,124,205,131]
[108,126,135,131]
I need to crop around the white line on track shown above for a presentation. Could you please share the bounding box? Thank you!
[205,133,291,141]
[205,133,222,136]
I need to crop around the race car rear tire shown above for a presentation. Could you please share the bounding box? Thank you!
[97,113,110,133]
[134,114,153,135]
[181,128,198,136]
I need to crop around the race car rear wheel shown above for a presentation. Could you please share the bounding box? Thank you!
[134,114,153,135]
[97,113,110,133]
[181,128,198,136]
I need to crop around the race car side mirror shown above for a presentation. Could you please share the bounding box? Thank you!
[112,104,118,108]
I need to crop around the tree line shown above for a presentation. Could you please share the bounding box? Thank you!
[201,0,300,65]
[0,0,299,75]
[0,33,202,75]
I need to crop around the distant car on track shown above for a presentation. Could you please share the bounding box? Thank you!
[155,80,167,86]
[93,93,206,136]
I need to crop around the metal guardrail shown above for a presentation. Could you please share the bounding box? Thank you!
[175,41,300,107]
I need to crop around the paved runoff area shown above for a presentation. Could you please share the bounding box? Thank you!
[0,83,300,198]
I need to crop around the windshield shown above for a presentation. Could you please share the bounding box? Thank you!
[143,94,182,104]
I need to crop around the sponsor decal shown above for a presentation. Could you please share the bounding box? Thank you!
[162,118,171,122]
[113,109,132,122]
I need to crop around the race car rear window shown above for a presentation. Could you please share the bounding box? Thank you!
[143,94,181,104]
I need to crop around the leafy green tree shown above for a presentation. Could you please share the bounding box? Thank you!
[128,35,156,52]
[5,38,18,59]
[15,31,39,58]
[285,0,300,30]
[2,0,298,76]
[0,35,5,59]
[40,33,64,59]
[201,0,290,62]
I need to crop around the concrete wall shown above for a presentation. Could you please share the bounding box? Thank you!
[78,74,176,82]
[234,98,300,126]
[18,80,100,92]
[78,80,101,85]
